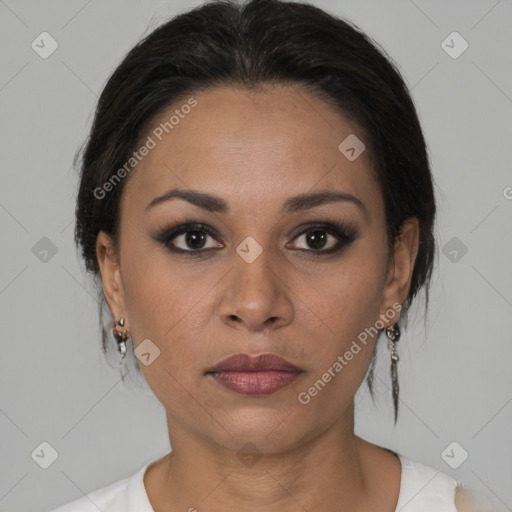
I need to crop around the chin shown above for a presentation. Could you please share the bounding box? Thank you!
[210,408,306,453]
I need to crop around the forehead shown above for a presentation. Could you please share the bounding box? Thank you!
[122,85,380,216]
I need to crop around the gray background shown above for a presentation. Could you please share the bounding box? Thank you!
[1,0,511,511]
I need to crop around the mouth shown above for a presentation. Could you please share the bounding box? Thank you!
[205,353,304,395]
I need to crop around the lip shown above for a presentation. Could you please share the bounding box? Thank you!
[205,353,303,395]
[207,353,302,373]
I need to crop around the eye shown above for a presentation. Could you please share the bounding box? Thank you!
[154,219,358,257]
[156,222,224,254]
[288,221,358,254]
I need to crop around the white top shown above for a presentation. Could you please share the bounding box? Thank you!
[49,452,461,512]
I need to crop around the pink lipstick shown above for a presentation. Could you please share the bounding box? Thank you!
[205,353,303,395]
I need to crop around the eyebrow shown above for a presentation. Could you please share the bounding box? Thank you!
[145,188,367,218]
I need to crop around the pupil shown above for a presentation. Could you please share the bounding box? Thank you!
[186,230,206,249]
[307,230,327,249]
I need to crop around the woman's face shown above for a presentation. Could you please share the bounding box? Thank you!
[97,84,418,453]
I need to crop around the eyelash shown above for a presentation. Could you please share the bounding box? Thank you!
[154,217,359,257]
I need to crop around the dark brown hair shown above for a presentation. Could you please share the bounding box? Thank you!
[74,0,437,422]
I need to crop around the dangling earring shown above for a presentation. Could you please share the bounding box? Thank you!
[113,317,128,359]
[386,322,401,424]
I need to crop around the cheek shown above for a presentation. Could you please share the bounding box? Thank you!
[300,250,386,339]
[120,246,217,381]
[121,254,204,411]
[292,248,386,387]
[121,242,206,337]
[292,282,382,421]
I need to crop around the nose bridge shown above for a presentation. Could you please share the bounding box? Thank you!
[218,232,292,330]
[233,233,277,296]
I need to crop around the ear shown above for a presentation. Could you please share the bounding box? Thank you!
[96,230,128,329]
[378,217,420,326]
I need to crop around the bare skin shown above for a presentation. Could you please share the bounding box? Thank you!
[96,84,419,511]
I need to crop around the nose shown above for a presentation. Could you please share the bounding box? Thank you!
[218,244,293,333]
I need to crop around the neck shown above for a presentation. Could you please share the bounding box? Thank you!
[145,406,391,512]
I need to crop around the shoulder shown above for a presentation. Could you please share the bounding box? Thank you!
[48,475,132,512]
[395,454,461,511]
[48,478,129,512]
[454,484,511,512]
[455,486,481,512]
[48,462,152,512]
[396,455,508,512]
